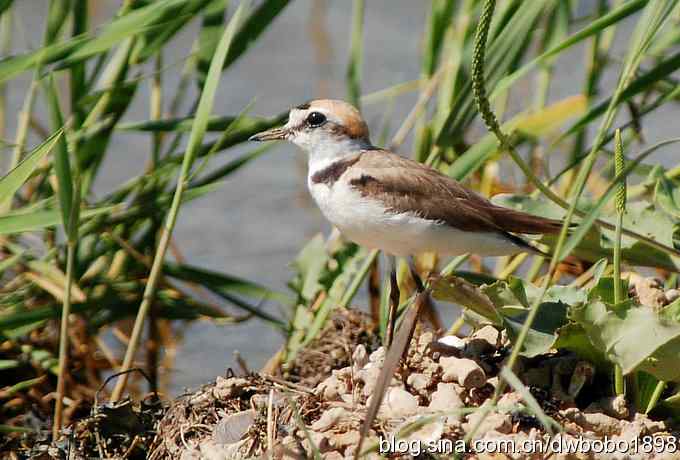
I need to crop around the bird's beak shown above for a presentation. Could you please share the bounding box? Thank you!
[249,126,289,142]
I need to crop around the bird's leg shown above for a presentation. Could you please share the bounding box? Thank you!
[385,255,399,348]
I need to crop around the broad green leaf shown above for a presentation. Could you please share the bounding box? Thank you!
[431,274,500,322]
[572,298,680,381]
[492,193,679,270]
[0,131,62,207]
[655,175,680,218]
[553,322,609,368]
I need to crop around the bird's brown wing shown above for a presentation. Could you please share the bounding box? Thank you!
[347,149,563,235]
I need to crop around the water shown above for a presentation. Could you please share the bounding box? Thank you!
[4,1,678,394]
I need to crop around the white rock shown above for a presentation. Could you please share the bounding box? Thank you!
[379,387,419,419]
[407,373,431,391]
[352,344,368,373]
[368,347,385,363]
[440,356,486,389]
[463,411,512,439]
[311,407,347,432]
[428,383,464,424]
[437,335,466,350]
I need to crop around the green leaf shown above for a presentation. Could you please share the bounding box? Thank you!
[0,131,62,208]
[222,0,291,70]
[163,262,289,328]
[0,0,13,15]
[572,298,680,381]
[436,0,548,145]
[448,95,586,180]
[197,0,228,87]
[431,274,500,323]
[491,191,680,270]
[655,175,680,218]
[553,322,609,369]
[0,205,117,235]
[491,0,648,99]
[0,359,19,370]
[45,74,73,231]
[0,0,211,83]
[291,234,329,302]
[346,0,364,108]
[562,50,680,140]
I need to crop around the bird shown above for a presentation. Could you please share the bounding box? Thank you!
[250,99,564,259]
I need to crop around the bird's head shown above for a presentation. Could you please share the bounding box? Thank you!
[250,99,371,164]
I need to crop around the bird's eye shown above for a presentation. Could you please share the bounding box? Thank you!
[306,111,327,127]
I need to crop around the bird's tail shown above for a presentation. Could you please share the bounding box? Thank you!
[491,207,568,235]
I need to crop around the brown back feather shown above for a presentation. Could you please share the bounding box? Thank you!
[346,150,563,235]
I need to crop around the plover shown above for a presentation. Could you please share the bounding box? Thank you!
[250,99,563,258]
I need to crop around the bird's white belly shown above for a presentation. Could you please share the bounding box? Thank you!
[308,179,518,257]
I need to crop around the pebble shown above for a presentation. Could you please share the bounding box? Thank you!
[437,335,466,350]
[561,407,620,435]
[368,346,385,363]
[316,374,347,401]
[311,407,347,432]
[440,356,486,389]
[407,372,431,391]
[352,344,368,373]
[212,376,248,400]
[463,411,512,439]
[379,387,419,419]
[428,383,464,422]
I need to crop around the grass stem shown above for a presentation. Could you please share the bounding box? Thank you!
[110,4,247,402]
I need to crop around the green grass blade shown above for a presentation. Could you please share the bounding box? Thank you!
[222,0,291,70]
[491,0,648,100]
[197,0,228,87]
[0,0,13,15]
[110,0,249,402]
[436,0,548,144]
[0,131,62,208]
[0,205,116,235]
[45,0,71,43]
[346,0,364,108]
[561,50,680,140]
[558,138,680,261]
[0,0,207,84]
[45,74,73,231]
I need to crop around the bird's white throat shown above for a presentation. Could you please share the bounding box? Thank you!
[298,135,371,177]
